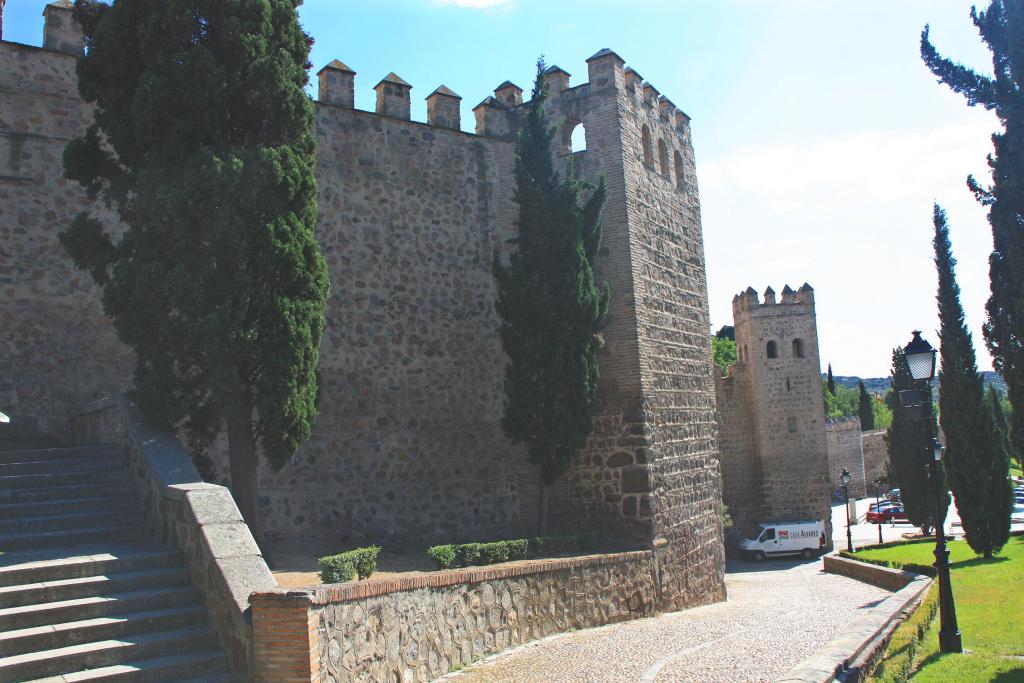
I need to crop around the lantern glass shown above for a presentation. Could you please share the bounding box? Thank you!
[904,331,937,381]
[934,441,944,462]
[841,468,851,486]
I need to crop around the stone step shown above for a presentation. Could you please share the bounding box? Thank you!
[0,496,140,522]
[0,604,207,657]
[0,567,188,610]
[0,446,117,465]
[0,455,124,477]
[0,524,149,552]
[0,624,217,681]
[0,435,65,452]
[0,586,199,632]
[0,545,180,588]
[0,468,128,491]
[24,649,229,682]
[0,482,134,505]
[0,511,137,535]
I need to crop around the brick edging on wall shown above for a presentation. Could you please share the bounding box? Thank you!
[251,550,652,606]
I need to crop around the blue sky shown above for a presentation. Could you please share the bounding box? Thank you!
[4,0,1001,377]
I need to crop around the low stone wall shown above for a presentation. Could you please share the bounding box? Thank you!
[251,550,657,682]
[74,397,276,680]
[822,553,919,592]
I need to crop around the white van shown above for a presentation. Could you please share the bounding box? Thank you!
[740,520,826,561]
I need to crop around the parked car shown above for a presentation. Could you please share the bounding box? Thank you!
[740,520,827,561]
[867,503,908,524]
[886,488,902,503]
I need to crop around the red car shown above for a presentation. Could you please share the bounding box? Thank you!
[866,502,908,524]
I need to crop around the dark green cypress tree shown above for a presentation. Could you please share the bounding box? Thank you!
[922,1,1024,470]
[858,381,875,430]
[827,363,837,395]
[493,59,609,533]
[989,386,1019,471]
[60,0,328,538]
[934,204,1012,557]
[886,349,949,535]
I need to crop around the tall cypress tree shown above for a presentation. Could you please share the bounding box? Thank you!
[493,59,609,533]
[858,381,875,430]
[886,349,949,535]
[922,1,1024,467]
[934,204,1012,557]
[827,363,837,395]
[989,385,1019,471]
[60,0,328,538]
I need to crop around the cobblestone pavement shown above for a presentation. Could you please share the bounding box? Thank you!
[443,557,890,683]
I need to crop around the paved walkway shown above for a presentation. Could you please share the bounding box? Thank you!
[443,557,890,683]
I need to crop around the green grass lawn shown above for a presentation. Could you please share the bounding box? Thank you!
[1011,459,1022,479]
[856,535,1024,681]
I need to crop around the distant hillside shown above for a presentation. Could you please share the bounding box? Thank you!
[829,372,1007,396]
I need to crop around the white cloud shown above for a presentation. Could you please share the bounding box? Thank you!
[698,114,1003,377]
[432,0,513,8]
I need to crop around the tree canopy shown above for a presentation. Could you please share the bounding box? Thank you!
[922,0,1024,466]
[61,0,328,535]
[493,59,609,531]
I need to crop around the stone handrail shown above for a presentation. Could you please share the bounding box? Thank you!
[74,396,276,681]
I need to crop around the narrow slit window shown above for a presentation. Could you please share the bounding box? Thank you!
[767,340,778,359]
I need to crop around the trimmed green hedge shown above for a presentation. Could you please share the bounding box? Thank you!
[427,535,596,569]
[319,545,380,583]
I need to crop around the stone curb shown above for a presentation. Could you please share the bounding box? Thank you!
[774,556,932,682]
[251,549,653,605]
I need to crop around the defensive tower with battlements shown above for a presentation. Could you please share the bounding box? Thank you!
[716,284,834,549]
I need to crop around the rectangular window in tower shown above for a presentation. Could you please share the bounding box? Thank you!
[787,416,797,433]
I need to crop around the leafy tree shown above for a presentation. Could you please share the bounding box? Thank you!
[715,325,735,341]
[922,1,1024,469]
[712,336,736,376]
[827,363,837,395]
[989,386,1020,471]
[858,380,875,430]
[886,349,949,535]
[60,0,328,538]
[872,395,893,430]
[934,204,1012,557]
[824,383,860,420]
[493,59,609,534]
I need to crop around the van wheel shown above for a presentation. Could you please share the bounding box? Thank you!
[753,551,766,562]
[802,548,815,560]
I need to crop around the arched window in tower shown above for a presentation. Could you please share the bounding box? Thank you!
[570,122,587,153]
[674,150,685,190]
[641,124,653,166]
[658,138,669,176]
[766,340,778,359]
[792,338,805,358]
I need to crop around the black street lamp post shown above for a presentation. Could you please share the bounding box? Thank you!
[873,476,884,544]
[841,468,853,553]
[898,331,963,653]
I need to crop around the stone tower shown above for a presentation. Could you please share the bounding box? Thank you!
[514,52,724,608]
[718,284,833,548]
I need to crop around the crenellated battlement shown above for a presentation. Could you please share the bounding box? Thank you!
[732,283,815,316]
[312,47,692,145]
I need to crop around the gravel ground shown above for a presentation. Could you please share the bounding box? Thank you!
[443,557,891,683]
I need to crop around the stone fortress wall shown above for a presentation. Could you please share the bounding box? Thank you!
[716,286,834,549]
[1,3,724,608]
[862,429,891,488]
[826,417,868,499]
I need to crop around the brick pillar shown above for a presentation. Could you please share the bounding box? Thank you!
[251,591,319,683]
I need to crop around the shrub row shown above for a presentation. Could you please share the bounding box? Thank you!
[427,534,600,569]
[868,585,938,683]
[318,545,380,583]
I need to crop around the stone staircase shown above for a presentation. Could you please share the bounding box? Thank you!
[0,444,236,682]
